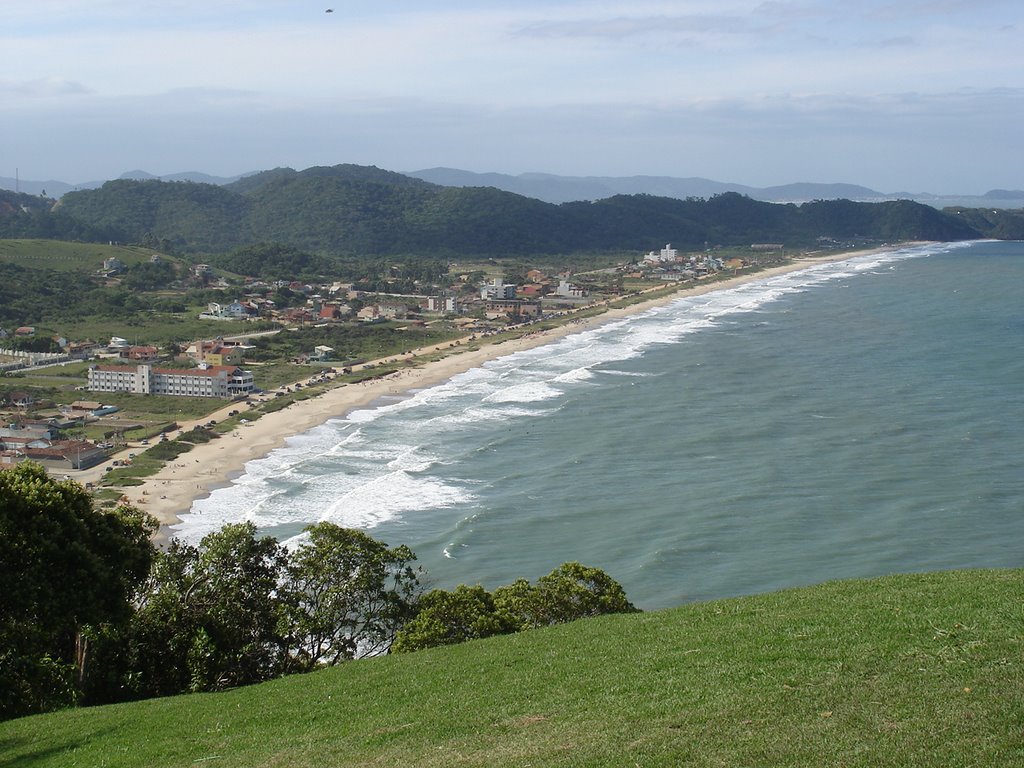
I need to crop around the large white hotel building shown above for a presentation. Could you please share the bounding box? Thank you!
[87,363,255,399]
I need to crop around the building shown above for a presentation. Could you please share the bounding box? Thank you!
[426,296,460,313]
[21,440,108,471]
[120,345,160,361]
[481,278,517,300]
[484,299,542,320]
[101,257,126,274]
[644,244,679,263]
[0,420,59,443]
[199,301,253,321]
[87,363,254,399]
[555,279,587,298]
[186,339,246,366]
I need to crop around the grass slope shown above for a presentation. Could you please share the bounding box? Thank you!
[0,239,167,272]
[2,570,1022,767]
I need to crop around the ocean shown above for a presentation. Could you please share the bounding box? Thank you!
[171,240,1024,609]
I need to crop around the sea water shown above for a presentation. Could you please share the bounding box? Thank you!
[171,241,1024,609]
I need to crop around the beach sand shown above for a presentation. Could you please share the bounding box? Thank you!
[105,247,905,538]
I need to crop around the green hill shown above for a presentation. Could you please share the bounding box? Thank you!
[2,569,1021,767]
[41,164,983,257]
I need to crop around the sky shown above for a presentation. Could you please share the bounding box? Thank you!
[3,0,1022,193]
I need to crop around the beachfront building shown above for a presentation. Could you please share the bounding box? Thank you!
[87,363,255,399]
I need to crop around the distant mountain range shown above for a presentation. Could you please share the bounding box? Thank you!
[406,169,893,205]
[2,167,1022,209]
[0,170,250,199]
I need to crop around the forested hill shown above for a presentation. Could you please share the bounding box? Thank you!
[23,164,985,256]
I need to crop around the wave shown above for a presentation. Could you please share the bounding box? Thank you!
[171,242,959,545]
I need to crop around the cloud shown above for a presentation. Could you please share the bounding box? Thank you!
[514,14,748,40]
[0,77,91,98]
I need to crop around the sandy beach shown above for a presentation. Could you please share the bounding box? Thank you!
[108,247,904,538]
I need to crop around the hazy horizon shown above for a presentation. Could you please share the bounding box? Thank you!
[5,1,1022,194]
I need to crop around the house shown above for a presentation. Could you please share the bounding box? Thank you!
[204,344,243,366]
[101,257,127,274]
[555,280,587,298]
[199,303,231,320]
[22,440,107,471]
[5,391,35,410]
[310,345,335,362]
[187,338,246,366]
[357,306,383,322]
[120,345,160,361]
[70,400,104,413]
[281,308,315,324]
[0,420,59,442]
[484,300,542,320]
[14,326,35,337]
[379,303,408,320]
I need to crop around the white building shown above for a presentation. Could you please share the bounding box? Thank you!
[87,363,254,399]
[555,279,587,298]
[645,243,679,263]
[481,278,516,300]
[426,296,460,313]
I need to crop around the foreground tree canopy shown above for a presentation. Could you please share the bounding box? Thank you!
[0,463,156,720]
[1,463,637,721]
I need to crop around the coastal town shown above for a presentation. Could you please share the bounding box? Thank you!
[0,242,762,495]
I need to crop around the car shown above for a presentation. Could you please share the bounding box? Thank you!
[140,439,149,445]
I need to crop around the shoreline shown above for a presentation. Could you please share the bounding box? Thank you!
[118,246,917,540]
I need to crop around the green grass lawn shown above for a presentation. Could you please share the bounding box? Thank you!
[2,569,1021,767]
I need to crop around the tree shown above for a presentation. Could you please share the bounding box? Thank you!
[282,523,421,666]
[121,523,290,698]
[494,562,639,630]
[393,563,639,654]
[391,584,517,653]
[0,463,156,720]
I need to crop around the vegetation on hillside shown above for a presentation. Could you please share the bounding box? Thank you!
[946,206,1024,239]
[2,164,987,258]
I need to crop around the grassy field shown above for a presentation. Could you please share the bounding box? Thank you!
[0,240,170,271]
[2,569,1021,767]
